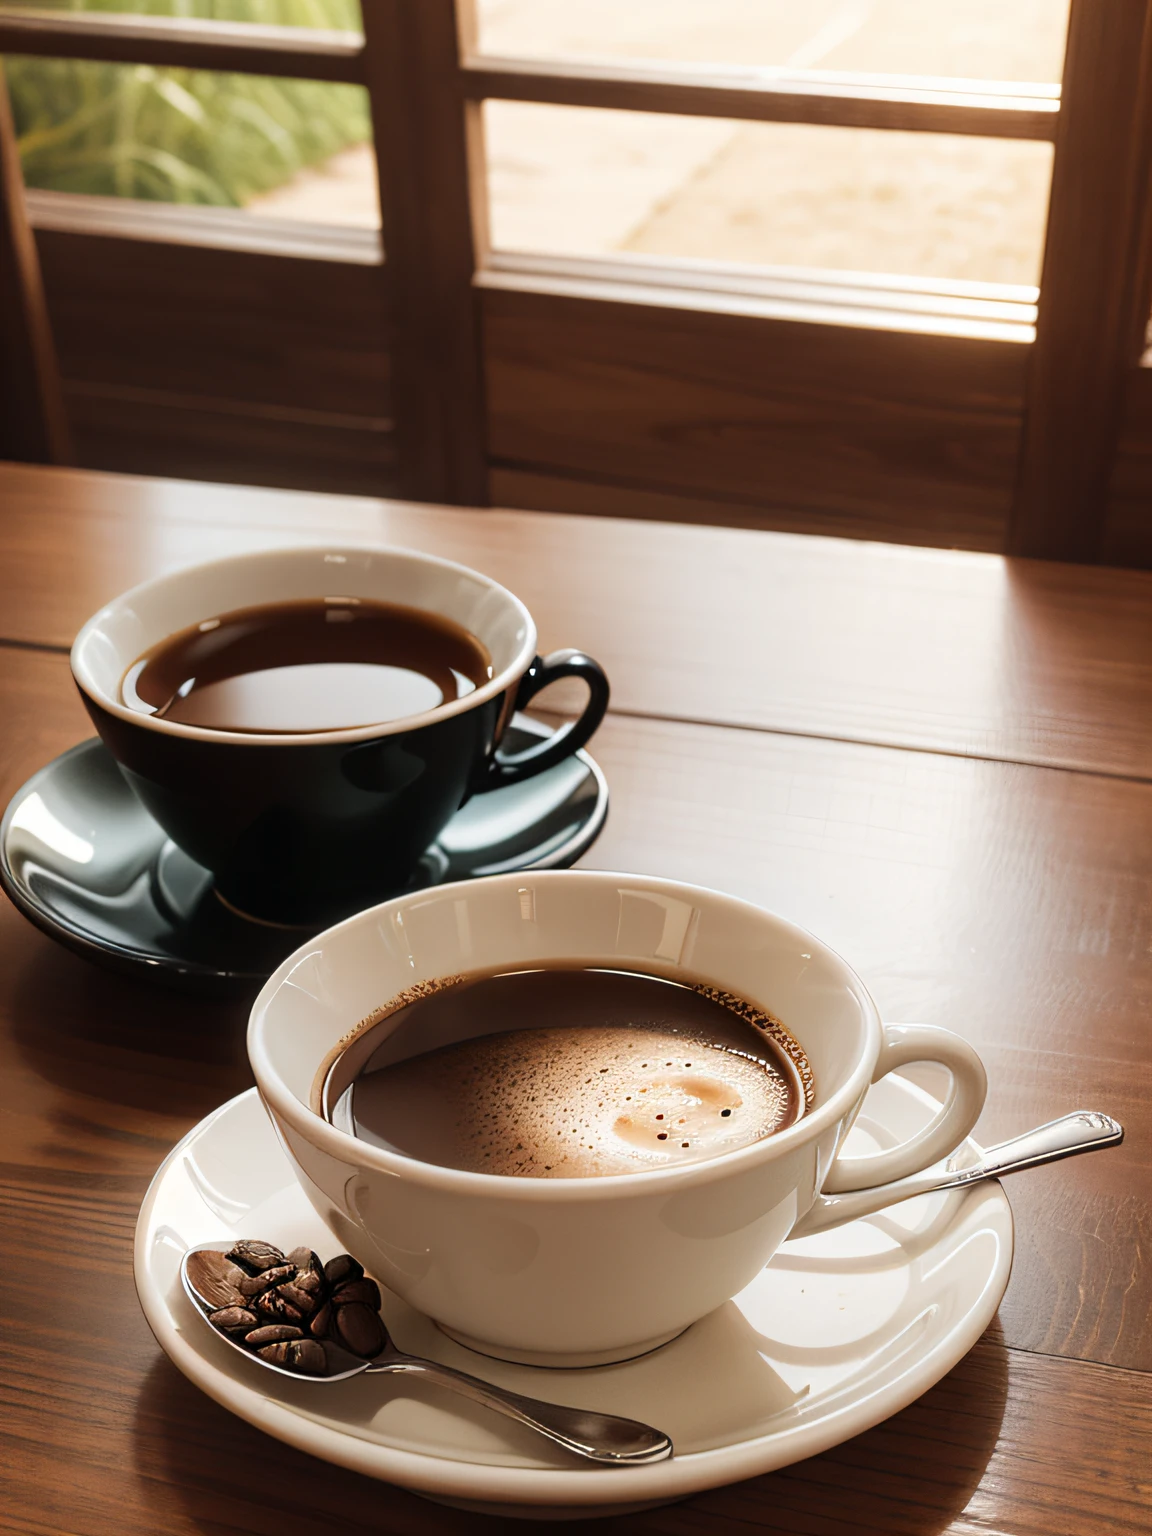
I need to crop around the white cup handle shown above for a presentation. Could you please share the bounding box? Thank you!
[796,1024,986,1236]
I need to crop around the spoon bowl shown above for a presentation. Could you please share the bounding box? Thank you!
[180,1241,675,1467]
[180,1112,1121,1465]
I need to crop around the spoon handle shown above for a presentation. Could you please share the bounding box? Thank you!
[792,1110,1123,1238]
[945,1110,1123,1183]
[367,1352,673,1465]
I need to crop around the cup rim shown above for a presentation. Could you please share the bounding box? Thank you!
[70,542,539,746]
[248,870,884,1202]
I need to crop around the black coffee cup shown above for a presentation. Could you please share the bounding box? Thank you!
[71,546,608,925]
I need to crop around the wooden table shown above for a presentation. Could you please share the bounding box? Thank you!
[1,460,1149,1535]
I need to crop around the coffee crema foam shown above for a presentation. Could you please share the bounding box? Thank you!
[320,969,815,1179]
[351,1023,798,1176]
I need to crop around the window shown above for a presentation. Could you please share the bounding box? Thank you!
[3,0,1151,565]
[11,57,374,221]
[474,0,1070,84]
[484,106,1053,285]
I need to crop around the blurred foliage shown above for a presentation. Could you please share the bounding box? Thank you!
[4,0,370,205]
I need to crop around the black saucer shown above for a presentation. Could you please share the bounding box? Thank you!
[0,718,608,995]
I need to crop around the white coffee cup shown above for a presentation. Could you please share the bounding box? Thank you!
[249,871,986,1368]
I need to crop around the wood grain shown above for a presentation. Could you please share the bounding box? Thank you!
[0,649,1149,1532]
[7,0,1152,569]
[1011,0,1152,560]
[464,54,1060,141]
[0,70,69,466]
[26,216,394,495]
[3,464,1152,778]
[578,712,1152,1370]
[700,1341,1152,1536]
[35,225,391,420]
[2,648,1149,1371]
[2,1274,1149,1536]
[65,383,396,498]
[22,181,1048,548]
[489,462,1009,550]
[1104,364,1152,569]
[363,0,489,505]
[482,284,1026,553]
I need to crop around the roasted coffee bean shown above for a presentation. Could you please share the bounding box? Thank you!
[288,1247,325,1283]
[333,1301,386,1359]
[186,1250,247,1311]
[323,1254,363,1287]
[331,1277,382,1311]
[256,1340,327,1376]
[238,1264,296,1297]
[244,1324,303,1347]
[255,1289,303,1324]
[275,1282,317,1315]
[199,1244,385,1371]
[289,1340,327,1375]
[207,1306,258,1335]
[227,1239,286,1274]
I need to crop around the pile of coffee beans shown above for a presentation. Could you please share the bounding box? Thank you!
[187,1239,386,1376]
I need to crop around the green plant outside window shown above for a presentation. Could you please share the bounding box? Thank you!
[4,0,371,207]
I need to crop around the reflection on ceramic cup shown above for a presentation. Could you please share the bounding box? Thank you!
[0,724,607,993]
[133,1082,1014,1515]
[70,546,609,925]
[248,870,988,1367]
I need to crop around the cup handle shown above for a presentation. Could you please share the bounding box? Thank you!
[790,1023,987,1239]
[479,650,610,791]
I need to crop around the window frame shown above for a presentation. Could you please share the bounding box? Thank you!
[2,0,1150,563]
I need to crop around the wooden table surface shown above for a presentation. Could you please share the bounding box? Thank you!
[0,461,1149,1535]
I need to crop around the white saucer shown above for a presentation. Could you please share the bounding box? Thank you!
[134,1078,1013,1520]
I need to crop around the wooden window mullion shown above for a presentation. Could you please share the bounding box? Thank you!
[1011,0,1152,561]
[362,0,489,505]
[0,68,69,464]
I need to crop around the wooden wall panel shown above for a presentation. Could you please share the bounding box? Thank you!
[0,77,69,464]
[65,383,395,498]
[25,223,395,497]
[1104,365,1152,568]
[1010,0,1152,561]
[483,287,1029,553]
[363,0,489,503]
[34,227,391,418]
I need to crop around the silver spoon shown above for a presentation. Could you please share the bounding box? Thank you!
[180,1242,673,1467]
[794,1110,1124,1236]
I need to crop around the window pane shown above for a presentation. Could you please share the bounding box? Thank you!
[485,103,1052,286]
[0,0,362,28]
[476,0,1069,85]
[6,56,377,225]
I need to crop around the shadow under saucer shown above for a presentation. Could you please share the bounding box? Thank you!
[0,717,608,995]
[132,1077,1013,1520]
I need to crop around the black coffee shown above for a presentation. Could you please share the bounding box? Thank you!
[319,968,814,1179]
[121,596,493,733]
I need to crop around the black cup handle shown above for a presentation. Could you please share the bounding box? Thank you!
[480,649,610,791]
